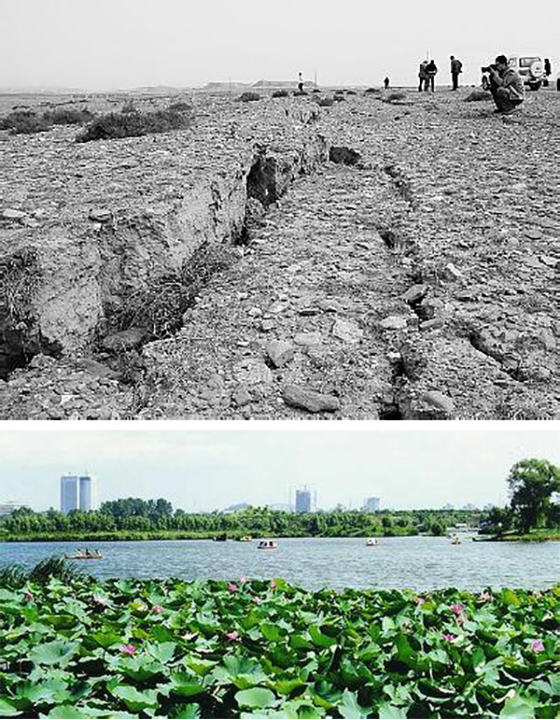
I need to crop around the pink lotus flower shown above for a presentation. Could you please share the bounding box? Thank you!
[414,597,425,605]
[253,596,263,605]
[240,577,249,584]
[153,605,164,614]
[120,644,136,656]
[479,591,492,602]
[442,633,457,643]
[228,583,238,593]
[226,631,241,642]
[93,595,109,607]
[531,640,545,653]
[451,603,463,615]
[24,591,34,601]
[270,580,277,589]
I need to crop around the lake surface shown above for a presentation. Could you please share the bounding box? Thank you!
[1,537,558,591]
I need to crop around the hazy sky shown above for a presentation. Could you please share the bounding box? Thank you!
[1,0,558,90]
[1,425,558,512]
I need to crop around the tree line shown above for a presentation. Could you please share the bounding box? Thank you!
[0,501,480,539]
[1,459,557,540]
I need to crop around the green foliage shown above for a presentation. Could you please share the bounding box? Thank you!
[507,459,560,534]
[75,103,193,142]
[0,575,557,718]
[0,504,486,542]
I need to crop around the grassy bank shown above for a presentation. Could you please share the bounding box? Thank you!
[0,562,557,719]
[501,530,560,543]
[0,528,422,543]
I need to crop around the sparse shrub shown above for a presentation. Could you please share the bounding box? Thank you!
[345,90,357,95]
[364,87,380,95]
[311,89,321,94]
[75,104,192,142]
[272,90,290,98]
[334,90,345,96]
[121,99,138,114]
[465,89,492,102]
[238,92,261,103]
[333,95,346,103]
[0,110,51,135]
[385,91,407,103]
[317,97,335,107]
[167,101,192,112]
[293,90,308,97]
[42,107,95,125]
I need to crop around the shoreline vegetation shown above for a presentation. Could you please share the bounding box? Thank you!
[1,529,559,543]
[0,559,557,719]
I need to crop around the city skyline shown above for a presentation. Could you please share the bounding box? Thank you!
[1,426,558,512]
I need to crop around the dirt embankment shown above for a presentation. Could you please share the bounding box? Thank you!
[0,89,558,419]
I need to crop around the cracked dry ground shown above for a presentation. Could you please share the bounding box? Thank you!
[2,91,559,419]
[136,94,560,420]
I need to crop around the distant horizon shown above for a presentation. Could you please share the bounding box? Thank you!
[1,0,558,92]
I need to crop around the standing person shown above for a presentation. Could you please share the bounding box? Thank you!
[487,54,524,114]
[426,60,438,92]
[384,76,390,89]
[297,72,304,93]
[418,60,428,92]
[450,56,463,90]
[544,58,551,87]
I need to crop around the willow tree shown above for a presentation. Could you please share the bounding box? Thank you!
[507,459,560,534]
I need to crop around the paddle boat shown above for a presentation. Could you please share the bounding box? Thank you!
[237,536,253,542]
[65,549,104,560]
[366,538,378,547]
[450,536,462,545]
[257,540,278,550]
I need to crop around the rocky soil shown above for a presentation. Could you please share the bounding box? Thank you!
[1,88,558,419]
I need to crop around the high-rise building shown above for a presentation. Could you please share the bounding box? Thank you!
[79,475,98,512]
[364,497,380,512]
[295,488,312,514]
[60,475,79,514]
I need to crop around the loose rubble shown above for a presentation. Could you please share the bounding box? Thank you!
[1,88,559,419]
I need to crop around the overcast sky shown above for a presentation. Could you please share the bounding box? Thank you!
[1,425,558,512]
[1,0,558,90]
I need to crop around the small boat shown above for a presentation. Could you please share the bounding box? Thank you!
[257,540,278,550]
[65,550,103,560]
[366,538,378,547]
[450,536,462,545]
[237,536,253,543]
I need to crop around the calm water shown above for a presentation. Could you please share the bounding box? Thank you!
[0,537,558,591]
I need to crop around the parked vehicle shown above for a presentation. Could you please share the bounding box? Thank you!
[507,55,545,90]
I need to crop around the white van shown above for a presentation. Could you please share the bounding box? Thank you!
[508,55,545,90]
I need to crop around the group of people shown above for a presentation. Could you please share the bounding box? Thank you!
[415,53,532,115]
[298,52,553,116]
[418,56,463,92]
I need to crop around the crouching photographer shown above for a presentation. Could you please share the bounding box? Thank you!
[482,55,524,115]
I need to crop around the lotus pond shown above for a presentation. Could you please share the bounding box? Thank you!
[0,573,558,719]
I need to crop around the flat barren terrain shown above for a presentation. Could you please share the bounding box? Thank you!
[0,87,558,419]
